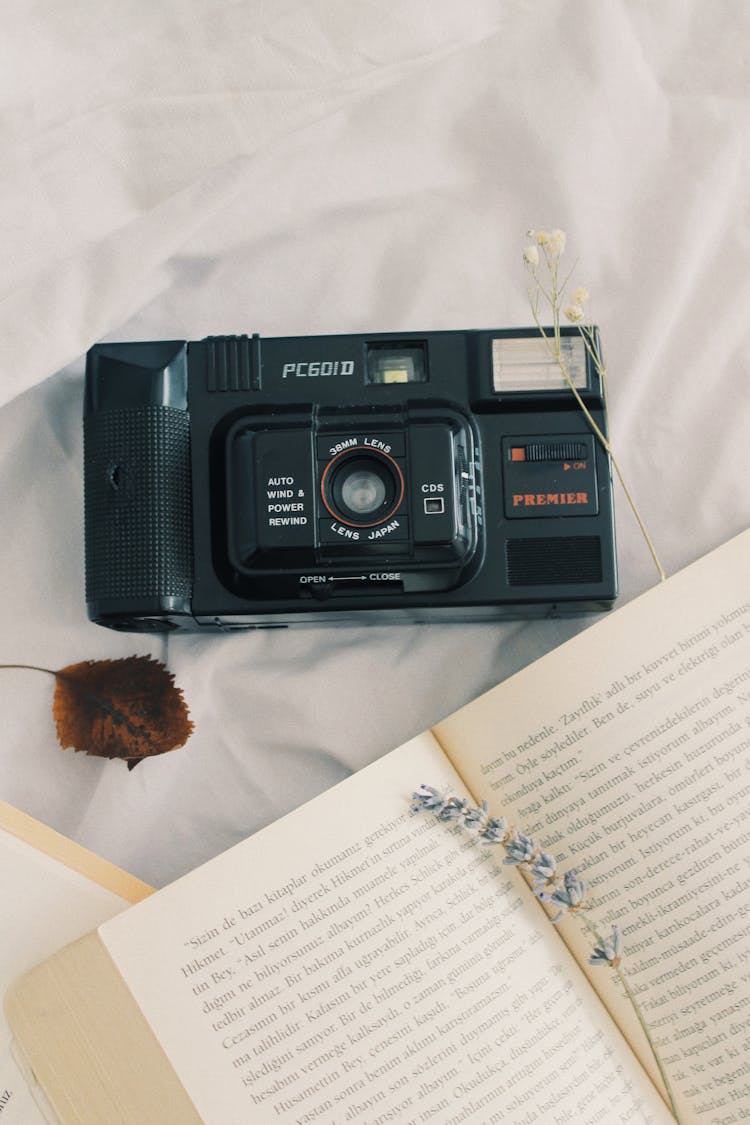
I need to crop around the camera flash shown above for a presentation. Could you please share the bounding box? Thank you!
[492,336,588,393]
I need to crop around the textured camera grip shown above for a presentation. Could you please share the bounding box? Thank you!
[84,406,193,604]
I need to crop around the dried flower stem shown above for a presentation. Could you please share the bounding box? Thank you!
[0,664,57,676]
[578,912,680,1118]
[411,786,682,1122]
[525,231,666,583]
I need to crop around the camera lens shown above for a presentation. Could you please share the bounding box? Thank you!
[340,468,387,515]
[321,447,404,527]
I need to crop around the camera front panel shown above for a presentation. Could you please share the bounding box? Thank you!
[221,407,478,600]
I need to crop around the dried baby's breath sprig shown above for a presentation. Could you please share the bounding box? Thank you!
[523,229,666,583]
[411,784,682,1122]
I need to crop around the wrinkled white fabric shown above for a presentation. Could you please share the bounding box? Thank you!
[1,0,748,886]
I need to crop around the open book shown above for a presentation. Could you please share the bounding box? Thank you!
[0,801,152,1123]
[6,529,750,1124]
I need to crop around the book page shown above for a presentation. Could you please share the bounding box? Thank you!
[435,528,750,1124]
[100,730,672,1124]
[0,807,148,1124]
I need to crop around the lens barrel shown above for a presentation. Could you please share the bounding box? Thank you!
[321,447,404,527]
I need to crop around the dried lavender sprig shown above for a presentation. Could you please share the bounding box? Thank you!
[412,784,683,1123]
[412,786,586,924]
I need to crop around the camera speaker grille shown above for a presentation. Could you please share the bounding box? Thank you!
[506,536,602,586]
[84,406,193,603]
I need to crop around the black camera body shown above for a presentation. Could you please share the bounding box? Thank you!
[83,327,616,631]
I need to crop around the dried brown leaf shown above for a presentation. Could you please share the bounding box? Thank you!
[52,656,194,769]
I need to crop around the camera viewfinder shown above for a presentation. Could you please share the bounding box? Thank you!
[366,342,427,384]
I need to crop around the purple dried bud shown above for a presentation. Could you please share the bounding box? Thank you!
[503,831,537,866]
[589,925,623,968]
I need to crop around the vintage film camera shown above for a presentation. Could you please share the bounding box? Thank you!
[83,326,617,631]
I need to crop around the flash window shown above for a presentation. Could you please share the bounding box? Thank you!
[492,335,588,393]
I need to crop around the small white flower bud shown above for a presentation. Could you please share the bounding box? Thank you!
[535,230,551,246]
[523,244,540,266]
[564,303,584,323]
[572,286,589,304]
[549,229,567,256]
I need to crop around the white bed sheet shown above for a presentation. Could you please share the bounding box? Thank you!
[1,0,748,887]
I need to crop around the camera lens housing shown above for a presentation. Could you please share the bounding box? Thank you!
[321,447,404,527]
